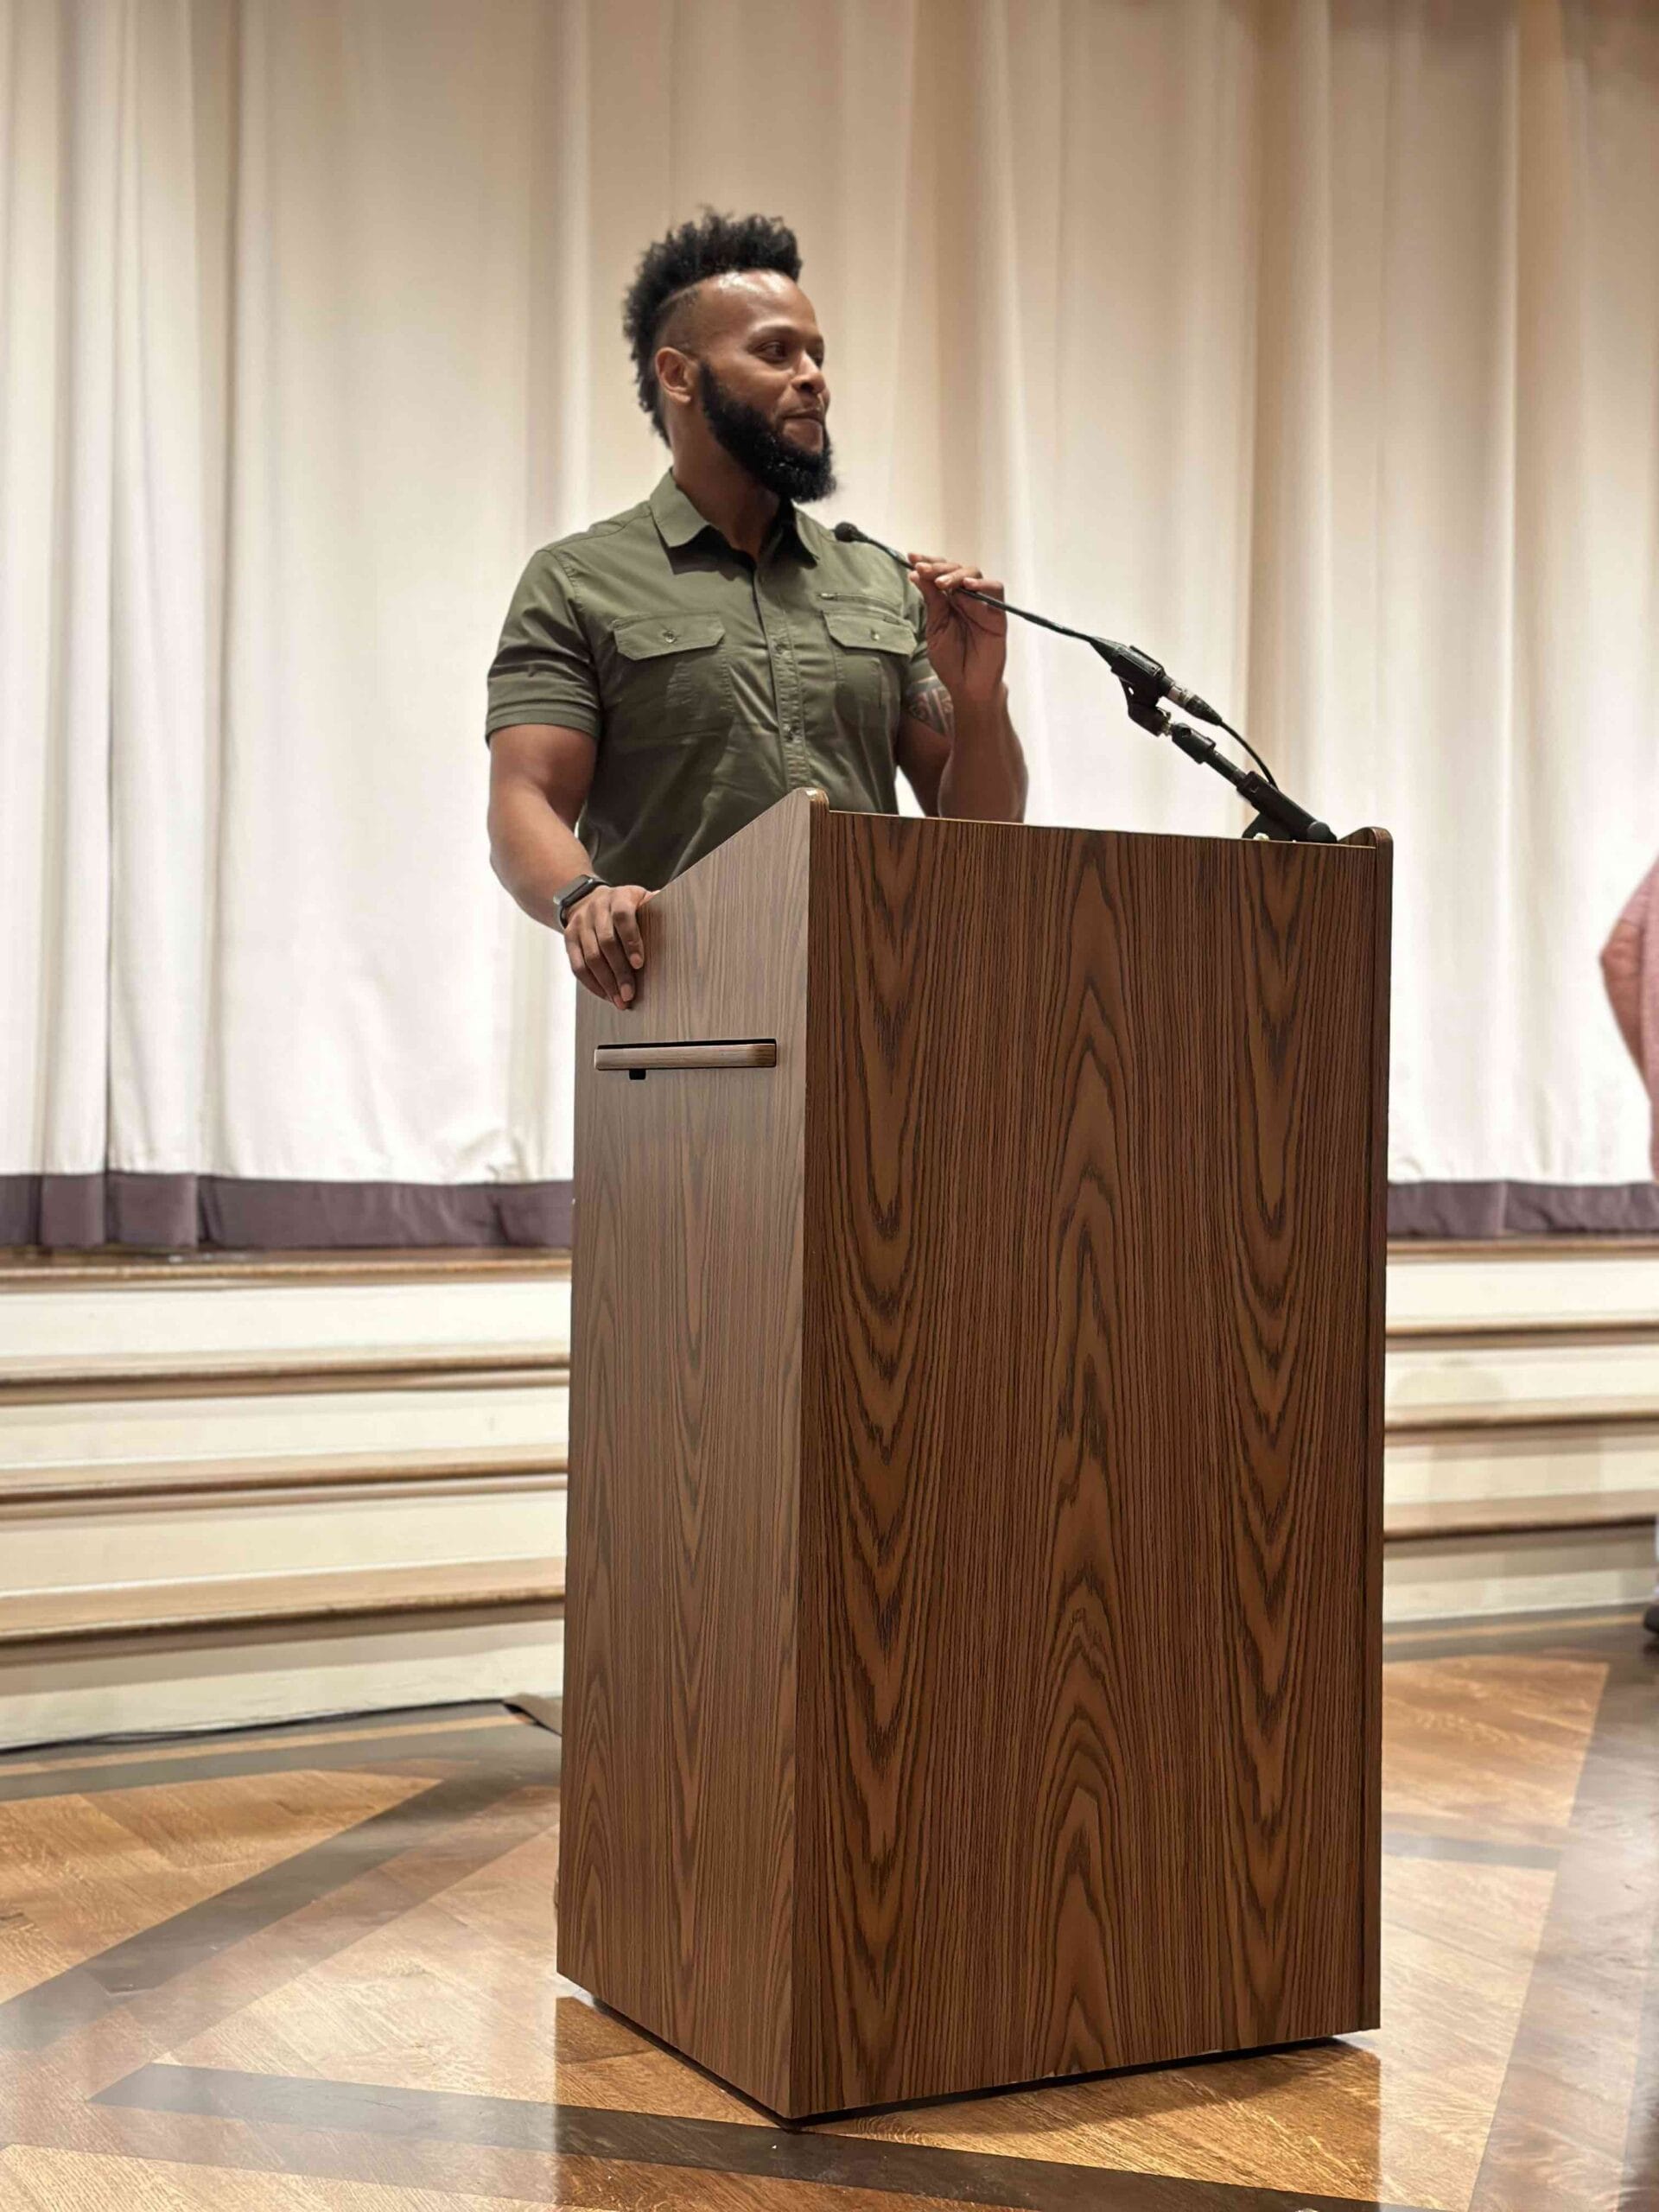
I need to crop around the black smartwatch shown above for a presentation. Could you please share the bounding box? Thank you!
[554,874,607,932]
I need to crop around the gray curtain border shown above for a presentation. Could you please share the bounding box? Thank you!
[1385,1179,1659,1239]
[0,1174,572,1251]
[2,1173,1656,1251]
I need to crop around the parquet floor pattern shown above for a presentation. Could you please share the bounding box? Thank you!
[0,1613,1653,2209]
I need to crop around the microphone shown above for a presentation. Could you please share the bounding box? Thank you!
[832,518,907,564]
[831,519,1230,731]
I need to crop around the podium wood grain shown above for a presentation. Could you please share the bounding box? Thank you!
[563,793,1389,2118]
[562,794,814,2109]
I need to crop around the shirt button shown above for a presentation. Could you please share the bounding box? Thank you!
[662,626,677,641]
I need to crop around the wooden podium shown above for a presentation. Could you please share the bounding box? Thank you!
[559,790,1390,2120]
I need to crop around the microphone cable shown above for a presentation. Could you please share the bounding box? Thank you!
[831,518,1279,791]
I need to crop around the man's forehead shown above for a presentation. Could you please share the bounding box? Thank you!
[695,269,820,340]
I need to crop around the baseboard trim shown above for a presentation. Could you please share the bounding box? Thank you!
[0,1446,569,1509]
[0,1560,567,1649]
[1386,1490,1659,1541]
[1386,1398,1659,1438]
[1387,1317,1659,1347]
[0,1250,572,1288]
[0,1347,569,1403]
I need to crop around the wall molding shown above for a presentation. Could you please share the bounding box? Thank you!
[0,1347,568,1404]
[1387,1489,1659,1541]
[0,1250,570,1288]
[0,1446,568,1508]
[0,1559,567,1649]
[1389,1319,1659,1347]
[1388,1399,1659,1438]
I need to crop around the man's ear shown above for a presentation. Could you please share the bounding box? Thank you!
[655,346,696,414]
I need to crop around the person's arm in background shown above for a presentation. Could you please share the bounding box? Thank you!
[486,722,648,1011]
[1600,858,1658,1071]
[1603,858,1659,1637]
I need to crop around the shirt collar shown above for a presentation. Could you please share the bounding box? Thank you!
[648,468,818,566]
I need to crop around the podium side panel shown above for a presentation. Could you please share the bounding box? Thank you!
[560,794,813,2115]
[796,814,1384,2113]
[1347,826,1392,2025]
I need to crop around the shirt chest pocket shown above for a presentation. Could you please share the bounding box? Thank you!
[608,613,732,740]
[823,606,914,737]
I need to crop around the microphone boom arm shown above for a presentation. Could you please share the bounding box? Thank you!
[830,519,1336,843]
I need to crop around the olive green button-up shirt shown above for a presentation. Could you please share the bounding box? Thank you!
[485,470,936,890]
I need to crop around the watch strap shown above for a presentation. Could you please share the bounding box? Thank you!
[554,874,607,931]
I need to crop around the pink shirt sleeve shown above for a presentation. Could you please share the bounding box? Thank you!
[1602,912,1645,1068]
[1601,857,1659,1175]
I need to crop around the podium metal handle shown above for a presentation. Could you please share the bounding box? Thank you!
[594,1040,777,1075]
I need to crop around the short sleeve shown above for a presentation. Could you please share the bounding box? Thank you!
[484,549,601,741]
[898,572,939,718]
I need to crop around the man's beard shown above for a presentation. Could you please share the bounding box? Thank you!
[696,364,837,503]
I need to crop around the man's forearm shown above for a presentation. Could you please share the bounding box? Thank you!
[938,684,1027,821]
[487,779,594,931]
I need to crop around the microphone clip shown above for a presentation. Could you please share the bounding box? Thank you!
[1090,639,1172,734]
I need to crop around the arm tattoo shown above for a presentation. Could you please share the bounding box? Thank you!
[903,679,954,740]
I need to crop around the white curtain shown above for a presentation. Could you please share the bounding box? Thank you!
[3,0,1657,1242]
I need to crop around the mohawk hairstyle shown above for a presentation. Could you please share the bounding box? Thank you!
[623,209,802,437]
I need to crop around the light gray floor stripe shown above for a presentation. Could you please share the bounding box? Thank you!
[94,2062,1435,2212]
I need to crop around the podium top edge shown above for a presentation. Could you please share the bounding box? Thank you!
[805,806,1390,855]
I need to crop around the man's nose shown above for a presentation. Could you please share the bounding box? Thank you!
[796,359,828,401]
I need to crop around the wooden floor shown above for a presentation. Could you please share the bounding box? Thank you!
[0,1614,1653,2210]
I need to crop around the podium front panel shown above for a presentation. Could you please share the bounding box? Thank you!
[794,812,1388,2113]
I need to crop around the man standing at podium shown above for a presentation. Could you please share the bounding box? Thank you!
[485,211,1028,1007]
